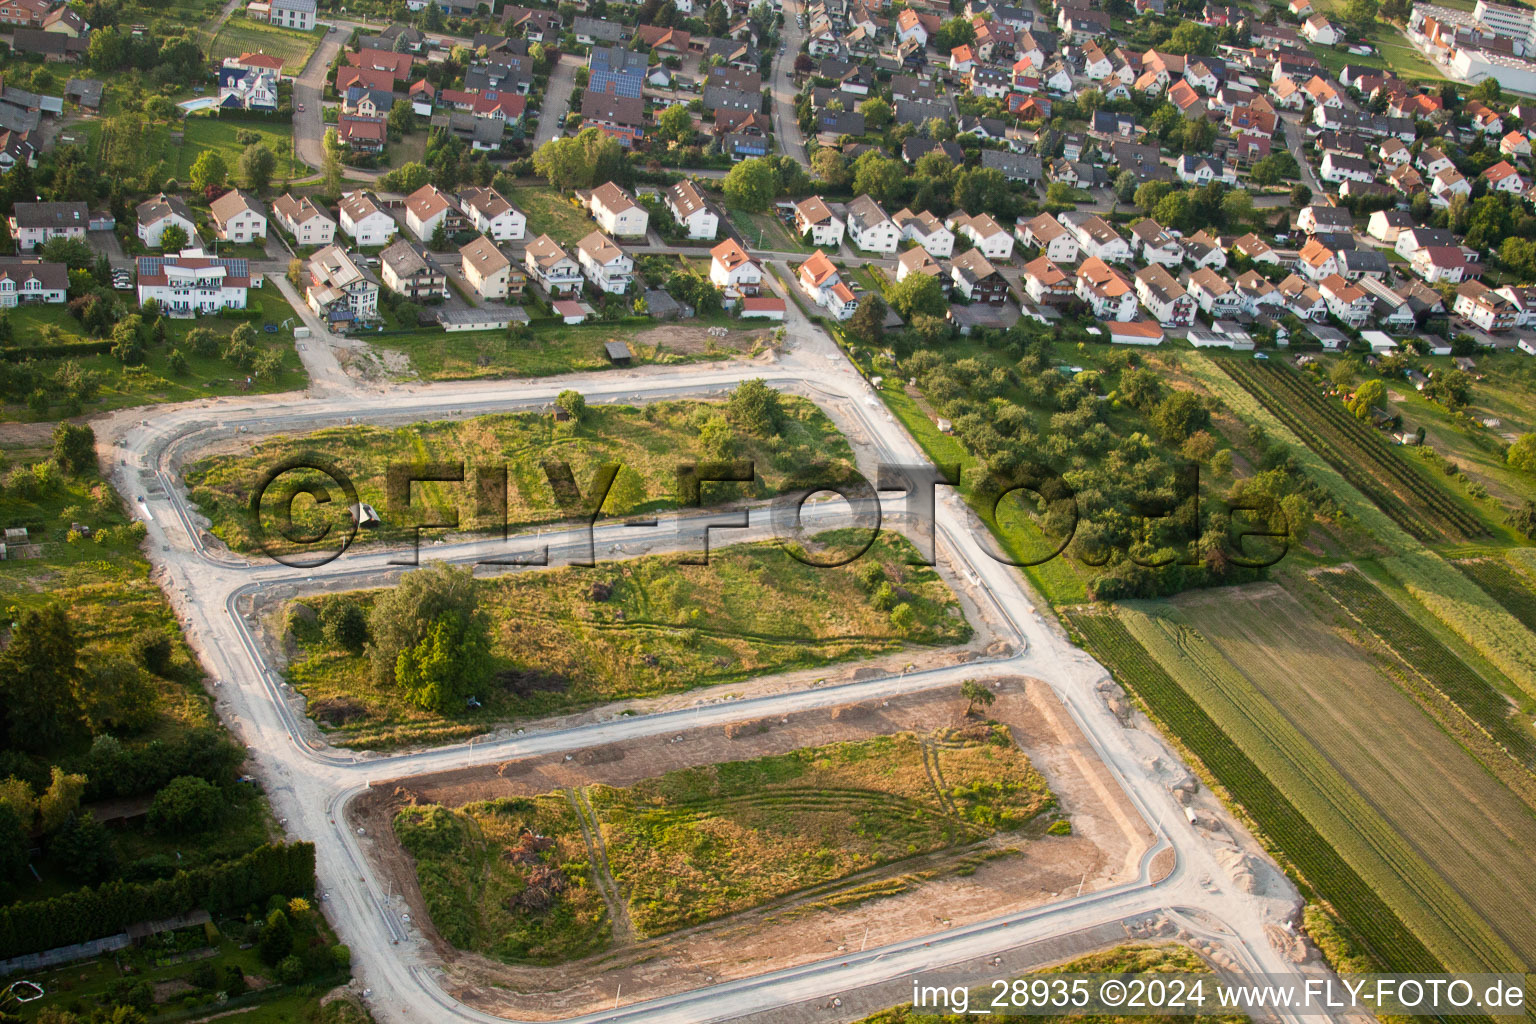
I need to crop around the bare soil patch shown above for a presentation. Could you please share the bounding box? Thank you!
[349,677,1153,1020]
[633,324,773,356]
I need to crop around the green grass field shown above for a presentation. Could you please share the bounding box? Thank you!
[396,728,1050,963]
[375,316,767,380]
[285,532,972,748]
[174,118,305,184]
[508,185,598,245]
[0,444,214,745]
[1,292,307,422]
[208,14,324,74]
[1067,606,1509,976]
[185,394,857,554]
[728,206,812,254]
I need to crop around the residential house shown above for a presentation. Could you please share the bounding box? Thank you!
[1411,244,1474,284]
[709,238,763,297]
[1278,273,1328,320]
[1060,212,1131,262]
[136,193,196,249]
[460,235,513,301]
[948,212,1013,261]
[1302,14,1339,43]
[1453,280,1517,331]
[1023,255,1073,304]
[1187,268,1242,317]
[0,258,67,305]
[581,89,644,146]
[1483,160,1527,194]
[459,186,526,241]
[795,196,846,247]
[136,255,252,314]
[1015,213,1079,263]
[1318,273,1371,326]
[951,248,1011,304]
[846,195,900,253]
[665,180,718,240]
[270,0,316,30]
[587,182,649,238]
[7,201,86,249]
[1296,205,1353,234]
[524,234,582,295]
[338,191,397,246]
[1182,231,1227,271]
[893,209,955,258]
[1074,257,1136,319]
[1366,209,1412,244]
[305,246,377,325]
[1336,248,1388,281]
[272,194,336,247]
[577,231,633,294]
[379,240,447,300]
[1231,232,1280,266]
[897,247,944,284]
[1129,219,1183,267]
[405,184,459,242]
[1134,264,1194,326]
[797,249,859,320]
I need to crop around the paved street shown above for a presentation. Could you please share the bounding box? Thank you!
[534,52,581,150]
[88,253,1347,1024]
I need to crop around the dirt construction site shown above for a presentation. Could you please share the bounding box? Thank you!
[347,677,1158,1020]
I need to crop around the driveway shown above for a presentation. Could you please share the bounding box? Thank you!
[293,33,345,175]
[534,52,580,150]
[771,0,808,165]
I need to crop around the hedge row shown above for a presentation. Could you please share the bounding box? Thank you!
[1,341,114,362]
[0,842,315,959]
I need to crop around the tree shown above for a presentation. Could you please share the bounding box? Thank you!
[657,103,694,144]
[395,609,493,711]
[961,680,996,716]
[1348,378,1385,419]
[727,378,782,436]
[812,148,850,188]
[851,153,905,204]
[858,96,893,130]
[556,389,586,421]
[1290,183,1312,207]
[186,326,220,358]
[911,313,949,344]
[38,767,86,834]
[1152,392,1209,443]
[52,422,95,475]
[1343,0,1377,30]
[388,100,414,138]
[888,272,948,319]
[76,655,154,734]
[259,909,294,966]
[157,224,189,253]
[1508,434,1536,473]
[1424,367,1472,408]
[847,295,887,344]
[0,804,26,891]
[189,151,228,193]
[47,811,116,883]
[367,562,489,688]
[1167,21,1213,55]
[322,151,344,199]
[532,128,624,191]
[429,219,450,252]
[722,157,781,212]
[1221,189,1255,227]
[1330,360,1357,390]
[0,605,83,752]
[133,628,174,676]
[148,775,223,834]
[321,601,369,653]
[239,143,278,192]
[953,167,1011,215]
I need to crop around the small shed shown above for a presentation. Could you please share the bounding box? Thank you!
[604,340,633,366]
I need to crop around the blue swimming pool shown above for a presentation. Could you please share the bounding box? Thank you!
[178,97,218,112]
